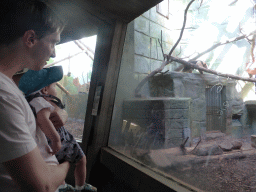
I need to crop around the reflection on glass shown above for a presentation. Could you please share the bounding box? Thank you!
[108,1,256,191]
[47,35,97,140]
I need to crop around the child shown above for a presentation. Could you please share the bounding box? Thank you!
[19,66,97,192]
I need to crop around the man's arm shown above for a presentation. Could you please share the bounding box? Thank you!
[3,147,70,192]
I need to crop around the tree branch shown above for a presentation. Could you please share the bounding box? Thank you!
[190,33,253,61]
[168,0,195,58]
[74,40,94,60]
[174,31,255,72]
[45,51,84,68]
[135,59,169,97]
[170,56,256,82]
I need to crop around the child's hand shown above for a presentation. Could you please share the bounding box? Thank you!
[50,140,62,155]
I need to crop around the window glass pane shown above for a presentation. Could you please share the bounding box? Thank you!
[156,0,169,18]
[109,1,256,191]
[46,35,97,140]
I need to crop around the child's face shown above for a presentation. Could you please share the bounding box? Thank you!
[46,83,57,96]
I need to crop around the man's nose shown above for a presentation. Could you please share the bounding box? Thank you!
[51,49,56,58]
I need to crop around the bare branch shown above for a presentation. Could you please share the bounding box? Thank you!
[170,56,256,82]
[135,59,169,97]
[173,31,255,72]
[190,33,254,61]
[250,34,256,63]
[74,41,94,60]
[229,0,238,6]
[44,51,84,68]
[158,38,165,58]
[245,34,256,74]
[200,0,204,7]
[168,0,195,58]
[78,40,95,55]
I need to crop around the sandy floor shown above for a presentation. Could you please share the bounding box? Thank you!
[114,133,256,192]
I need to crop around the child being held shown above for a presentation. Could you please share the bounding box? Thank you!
[19,66,97,192]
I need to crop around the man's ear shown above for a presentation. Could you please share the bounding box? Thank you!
[41,87,48,95]
[23,30,38,48]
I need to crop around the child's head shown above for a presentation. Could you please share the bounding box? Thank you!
[40,82,57,97]
[19,66,63,96]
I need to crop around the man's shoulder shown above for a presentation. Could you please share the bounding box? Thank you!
[0,74,23,99]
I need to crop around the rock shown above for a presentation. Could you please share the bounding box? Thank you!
[231,140,242,150]
[205,131,226,141]
[219,142,233,151]
[148,150,172,168]
[251,135,256,148]
[193,144,223,156]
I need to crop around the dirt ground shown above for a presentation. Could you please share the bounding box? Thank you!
[64,118,84,140]
[154,135,256,192]
[168,152,256,192]
[117,132,256,192]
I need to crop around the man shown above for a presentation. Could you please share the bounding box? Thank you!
[0,1,73,191]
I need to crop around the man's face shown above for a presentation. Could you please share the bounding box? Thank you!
[30,31,60,70]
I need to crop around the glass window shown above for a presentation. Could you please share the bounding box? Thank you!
[46,35,97,141]
[156,0,169,19]
[108,0,256,191]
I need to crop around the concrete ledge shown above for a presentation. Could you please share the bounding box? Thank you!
[245,100,256,111]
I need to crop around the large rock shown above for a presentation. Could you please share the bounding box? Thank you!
[231,140,242,150]
[218,140,243,151]
[205,131,226,141]
[251,135,256,148]
[193,144,223,156]
[219,141,233,151]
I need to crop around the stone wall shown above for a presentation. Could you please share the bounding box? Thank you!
[149,72,244,138]
[123,98,191,148]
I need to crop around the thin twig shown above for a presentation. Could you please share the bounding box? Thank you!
[168,0,195,58]
[197,0,204,13]
[190,137,202,153]
[44,51,84,68]
[189,32,255,61]
[74,41,94,60]
[239,23,251,43]
[158,38,165,58]
[200,0,204,7]
[180,137,189,155]
[174,32,255,72]
[135,59,169,97]
[229,0,238,6]
[78,40,95,55]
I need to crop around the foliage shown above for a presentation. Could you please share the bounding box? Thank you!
[63,75,78,95]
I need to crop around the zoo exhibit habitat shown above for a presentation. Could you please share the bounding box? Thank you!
[108,0,256,191]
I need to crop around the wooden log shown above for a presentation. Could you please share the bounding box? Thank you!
[56,82,70,96]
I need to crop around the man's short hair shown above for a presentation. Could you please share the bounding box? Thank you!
[0,0,65,45]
